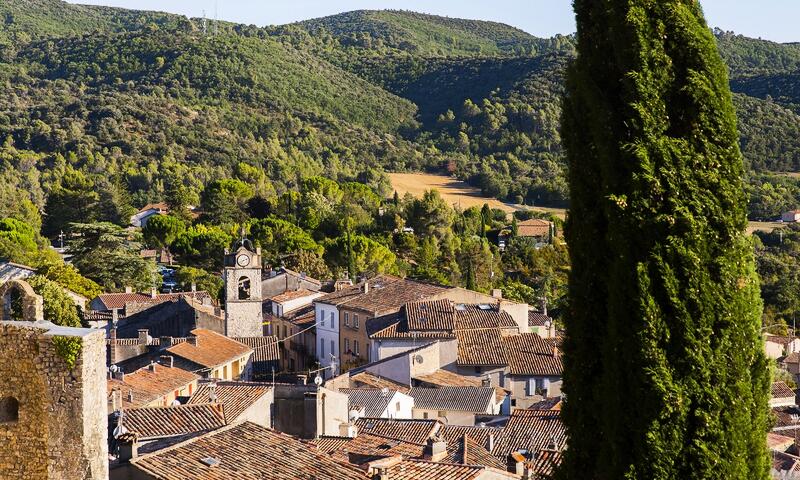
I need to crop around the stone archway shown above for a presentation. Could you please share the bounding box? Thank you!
[0,280,43,322]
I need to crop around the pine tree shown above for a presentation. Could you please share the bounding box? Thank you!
[558,1,769,479]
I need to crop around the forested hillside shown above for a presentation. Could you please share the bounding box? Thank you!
[0,1,799,225]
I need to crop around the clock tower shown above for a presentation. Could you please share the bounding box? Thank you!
[223,238,263,337]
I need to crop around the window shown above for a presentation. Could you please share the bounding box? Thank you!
[320,311,325,327]
[0,397,19,423]
[331,340,335,356]
[344,312,349,326]
[330,312,335,329]
[354,340,359,356]
[345,338,350,353]
[354,314,359,328]
[321,339,325,357]
[423,412,428,419]
[237,276,251,300]
[474,366,481,375]
[396,402,401,412]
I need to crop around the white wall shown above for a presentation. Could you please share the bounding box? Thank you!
[382,392,414,420]
[315,302,340,377]
[273,292,324,317]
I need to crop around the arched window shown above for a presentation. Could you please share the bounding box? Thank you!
[238,276,251,300]
[0,396,19,423]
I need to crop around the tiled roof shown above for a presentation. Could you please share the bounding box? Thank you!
[527,397,563,411]
[528,311,552,327]
[517,219,551,238]
[108,364,200,409]
[343,388,399,418]
[768,432,795,450]
[167,329,252,370]
[406,299,455,331]
[282,304,316,327]
[784,352,800,364]
[408,387,496,414]
[529,449,562,479]
[351,372,411,393]
[317,433,426,463]
[773,381,796,399]
[772,405,800,429]
[458,435,507,471]
[455,329,506,366]
[772,450,800,475]
[439,424,503,450]
[270,288,318,304]
[120,404,226,440]
[456,329,562,376]
[413,369,482,388]
[766,335,797,346]
[132,422,366,479]
[317,275,448,315]
[188,382,271,421]
[492,409,566,457]
[453,304,517,330]
[378,459,510,480]
[94,291,211,311]
[502,333,562,376]
[233,336,280,380]
[138,202,169,214]
[354,418,441,445]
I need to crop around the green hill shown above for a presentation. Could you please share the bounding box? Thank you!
[294,10,570,57]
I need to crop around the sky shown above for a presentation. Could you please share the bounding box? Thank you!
[65,0,800,43]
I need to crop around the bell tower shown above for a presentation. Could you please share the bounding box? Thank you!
[223,237,263,337]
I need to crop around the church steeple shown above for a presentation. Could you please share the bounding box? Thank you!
[223,235,263,337]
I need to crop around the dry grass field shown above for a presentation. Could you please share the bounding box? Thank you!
[388,172,567,220]
[389,172,784,234]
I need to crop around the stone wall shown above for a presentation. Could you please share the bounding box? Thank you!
[0,321,108,480]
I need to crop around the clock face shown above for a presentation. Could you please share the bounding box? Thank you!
[236,254,250,267]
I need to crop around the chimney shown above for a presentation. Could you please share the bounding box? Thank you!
[492,288,503,299]
[113,370,125,381]
[160,336,172,349]
[117,434,139,462]
[109,327,118,364]
[111,389,122,411]
[339,422,358,438]
[125,286,133,294]
[150,287,158,299]
[362,281,369,294]
[111,308,119,325]
[138,329,149,346]
[159,355,174,368]
[191,283,197,292]
[488,433,495,453]
[127,390,134,403]
[188,336,198,347]
[373,468,389,480]
[148,362,156,373]
[424,437,447,462]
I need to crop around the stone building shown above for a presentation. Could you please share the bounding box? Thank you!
[223,240,263,337]
[0,280,108,480]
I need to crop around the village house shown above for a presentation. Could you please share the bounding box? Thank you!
[343,388,415,419]
[268,305,316,372]
[164,329,253,381]
[766,334,800,360]
[314,275,449,376]
[782,210,800,223]
[113,403,227,454]
[771,381,797,408]
[408,386,506,426]
[107,359,200,412]
[187,381,274,428]
[261,267,325,298]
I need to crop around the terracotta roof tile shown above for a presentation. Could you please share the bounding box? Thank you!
[529,449,562,478]
[459,435,507,470]
[528,311,552,327]
[413,369,482,388]
[121,404,226,440]
[768,432,795,450]
[188,382,271,421]
[766,335,797,346]
[132,422,366,479]
[378,459,513,480]
[95,291,211,311]
[456,329,506,366]
[406,299,456,331]
[354,418,440,445]
[351,372,411,394]
[773,381,796,399]
[166,329,252,370]
[492,409,565,457]
[317,433,426,463]
[317,275,448,315]
[108,364,200,409]
[453,304,517,330]
[408,387,498,414]
[502,334,562,376]
[270,289,319,304]
[516,219,551,238]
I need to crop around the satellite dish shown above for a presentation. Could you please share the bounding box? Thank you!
[381,387,390,397]
[113,425,128,438]
[414,355,424,364]
[314,375,323,386]
[109,365,119,373]
[171,399,181,406]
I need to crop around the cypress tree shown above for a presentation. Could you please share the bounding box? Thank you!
[558,1,769,478]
